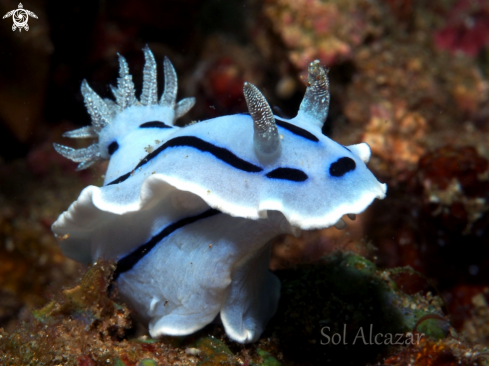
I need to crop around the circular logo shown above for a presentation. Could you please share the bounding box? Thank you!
[12,8,29,30]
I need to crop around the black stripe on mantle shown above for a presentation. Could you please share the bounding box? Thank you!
[107,136,263,186]
[113,208,220,280]
[275,119,319,142]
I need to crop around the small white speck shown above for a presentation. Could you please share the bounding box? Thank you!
[185,348,201,356]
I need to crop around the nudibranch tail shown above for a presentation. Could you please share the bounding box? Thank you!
[54,48,195,170]
[298,60,330,128]
[243,82,282,163]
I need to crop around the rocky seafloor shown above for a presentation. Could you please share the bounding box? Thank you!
[1,0,489,365]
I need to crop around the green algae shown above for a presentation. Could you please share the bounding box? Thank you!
[113,357,158,366]
[257,349,281,366]
[114,358,128,366]
[32,300,57,322]
[195,336,237,366]
[138,360,158,366]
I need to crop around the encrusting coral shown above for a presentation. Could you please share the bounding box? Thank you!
[1,252,478,366]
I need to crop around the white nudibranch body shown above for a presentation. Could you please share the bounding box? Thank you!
[52,49,387,343]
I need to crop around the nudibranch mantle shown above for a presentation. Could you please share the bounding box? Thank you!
[52,49,386,343]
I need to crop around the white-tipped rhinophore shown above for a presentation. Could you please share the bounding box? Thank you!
[243,82,282,163]
[298,60,330,128]
[54,48,195,170]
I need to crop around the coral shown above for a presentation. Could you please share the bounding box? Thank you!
[0,254,286,365]
[0,261,218,366]
[192,337,239,365]
[342,40,489,177]
[461,290,489,346]
[417,146,489,234]
[0,154,86,331]
[383,0,414,23]
[413,147,489,285]
[0,261,131,365]
[361,99,428,174]
[369,146,489,286]
[263,0,382,70]
[0,251,456,366]
[434,0,489,56]
[204,56,246,112]
[191,36,266,119]
[449,285,489,331]
[383,337,489,366]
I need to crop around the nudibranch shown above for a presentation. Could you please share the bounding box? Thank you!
[52,48,386,343]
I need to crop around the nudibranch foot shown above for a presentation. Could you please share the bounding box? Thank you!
[220,244,281,343]
[112,204,291,343]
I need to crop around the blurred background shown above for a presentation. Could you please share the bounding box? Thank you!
[1,0,489,364]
